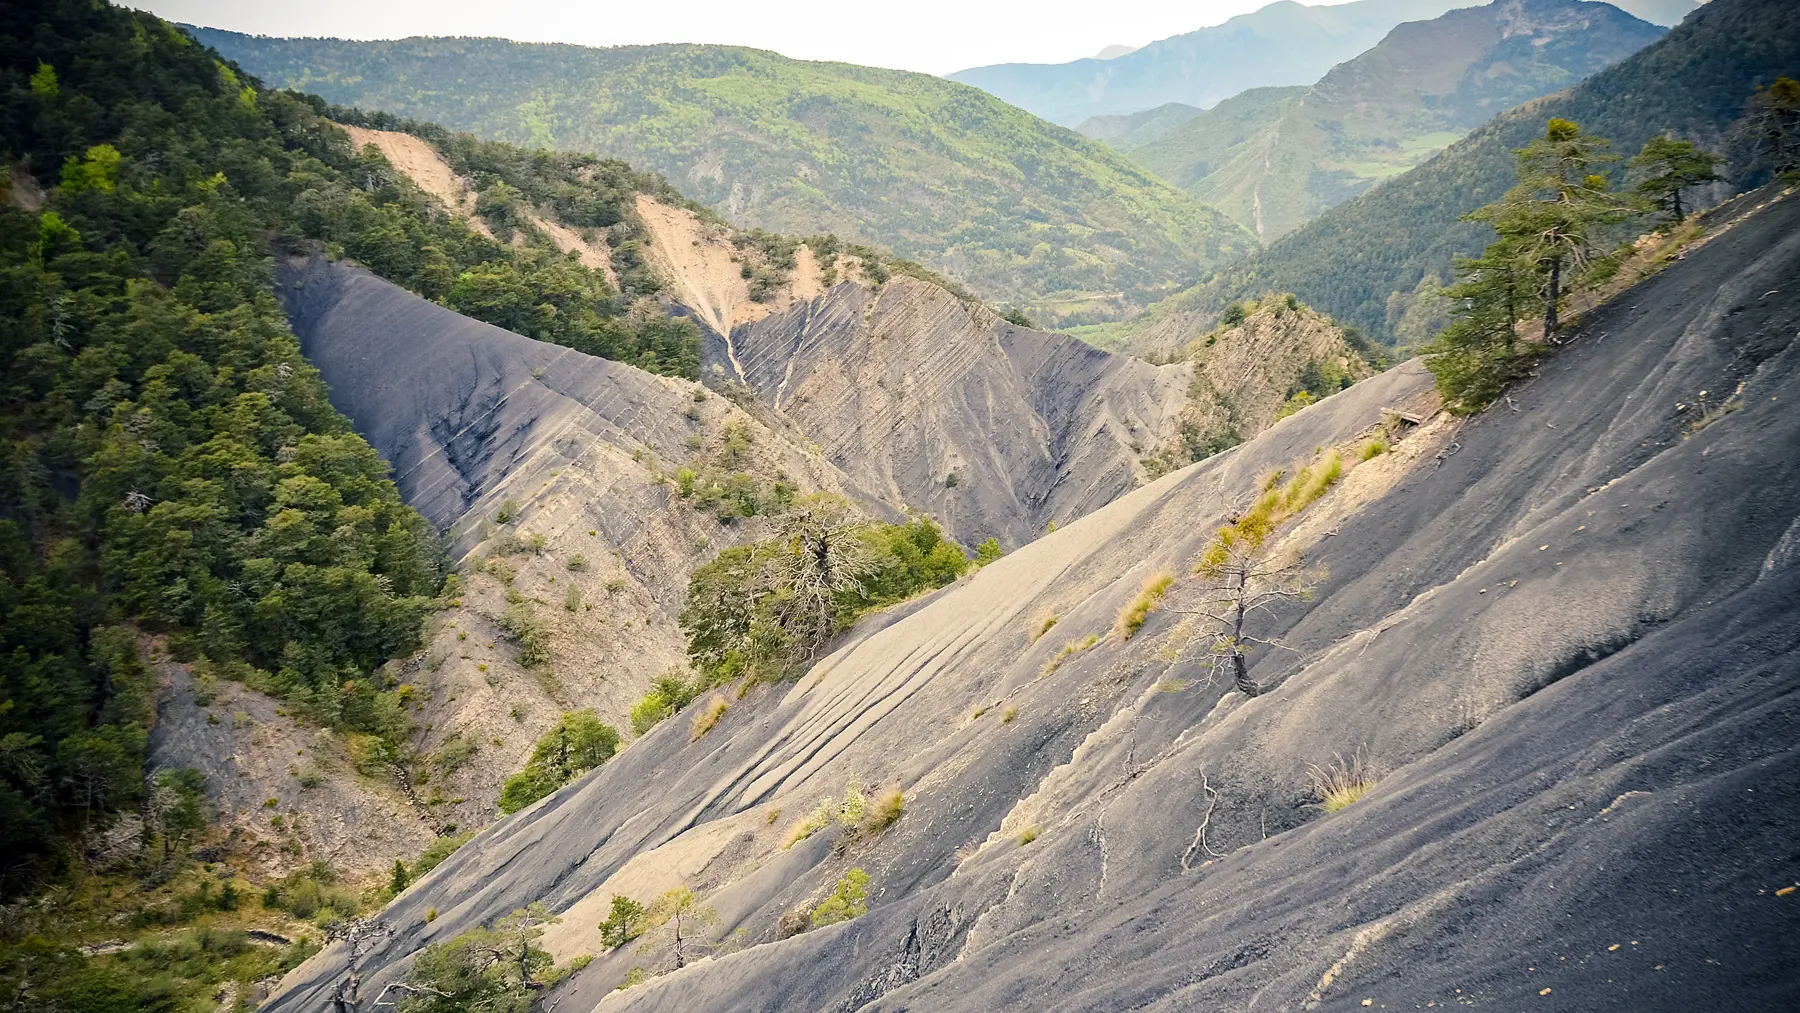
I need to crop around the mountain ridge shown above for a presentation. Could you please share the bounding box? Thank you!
[189,28,1256,324]
[1185,0,1794,340]
[948,0,1481,125]
[1128,0,1666,240]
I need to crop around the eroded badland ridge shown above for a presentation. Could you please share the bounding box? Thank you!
[268,185,1800,1012]
[4,2,1798,1009]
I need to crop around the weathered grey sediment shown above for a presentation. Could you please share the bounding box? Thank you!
[720,278,1193,549]
[267,190,1800,1013]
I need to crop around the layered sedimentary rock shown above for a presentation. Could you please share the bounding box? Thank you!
[720,277,1193,548]
[265,188,1800,1013]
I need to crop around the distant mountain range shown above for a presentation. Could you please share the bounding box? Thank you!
[191,30,1253,324]
[1122,0,1666,241]
[947,0,1477,125]
[950,0,1702,126]
[1158,0,1793,341]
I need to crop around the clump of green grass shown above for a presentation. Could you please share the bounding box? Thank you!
[689,695,729,741]
[1001,706,1017,723]
[1307,752,1379,812]
[1032,612,1059,642]
[1017,825,1041,846]
[1359,438,1390,461]
[1115,571,1176,640]
[1041,633,1101,676]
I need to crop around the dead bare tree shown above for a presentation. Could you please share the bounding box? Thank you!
[771,493,875,660]
[326,917,394,1013]
[1164,462,1336,696]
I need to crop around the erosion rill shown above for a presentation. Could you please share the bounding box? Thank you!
[265,187,1800,1011]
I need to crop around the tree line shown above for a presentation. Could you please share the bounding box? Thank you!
[1425,79,1797,411]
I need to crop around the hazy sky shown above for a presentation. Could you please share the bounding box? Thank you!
[132,0,1354,76]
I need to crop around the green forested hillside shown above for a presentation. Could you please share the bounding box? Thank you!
[1185,0,1799,340]
[1074,101,1208,151]
[188,31,1257,323]
[1130,0,1665,241]
[0,4,727,996]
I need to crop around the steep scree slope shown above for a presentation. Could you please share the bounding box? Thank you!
[271,255,893,819]
[265,185,1800,1012]
[719,277,1194,548]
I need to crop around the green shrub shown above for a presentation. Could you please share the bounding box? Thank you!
[498,710,621,814]
[976,538,1005,565]
[809,868,870,928]
[680,513,972,686]
[630,672,696,736]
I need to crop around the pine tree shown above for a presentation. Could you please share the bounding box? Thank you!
[1631,136,1725,222]
[1425,119,1639,410]
[1471,119,1637,342]
[1740,77,1800,182]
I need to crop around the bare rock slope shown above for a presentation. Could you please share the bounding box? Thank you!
[720,278,1194,548]
[273,255,892,824]
[265,186,1800,1012]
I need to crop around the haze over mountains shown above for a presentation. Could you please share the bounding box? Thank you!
[1122,0,1666,240]
[947,0,1699,126]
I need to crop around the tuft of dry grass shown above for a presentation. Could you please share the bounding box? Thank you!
[861,789,905,836]
[782,799,836,849]
[1032,612,1059,642]
[1041,633,1101,677]
[1307,752,1379,812]
[1016,825,1041,846]
[1115,571,1176,640]
[689,695,729,741]
[1001,706,1017,723]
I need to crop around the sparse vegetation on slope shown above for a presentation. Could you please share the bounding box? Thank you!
[1165,451,1343,695]
[192,31,1256,322]
[1134,294,1375,477]
[680,503,971,685]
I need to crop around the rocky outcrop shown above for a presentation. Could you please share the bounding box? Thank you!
[721,277,1193,548]
[147,653,435,878]
[265,188,1800,1013]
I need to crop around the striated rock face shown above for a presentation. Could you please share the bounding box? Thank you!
[264,189,1800,1013]
[720,277,1193,548]
[274,255,893,826]
[1138,297,1376,472]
